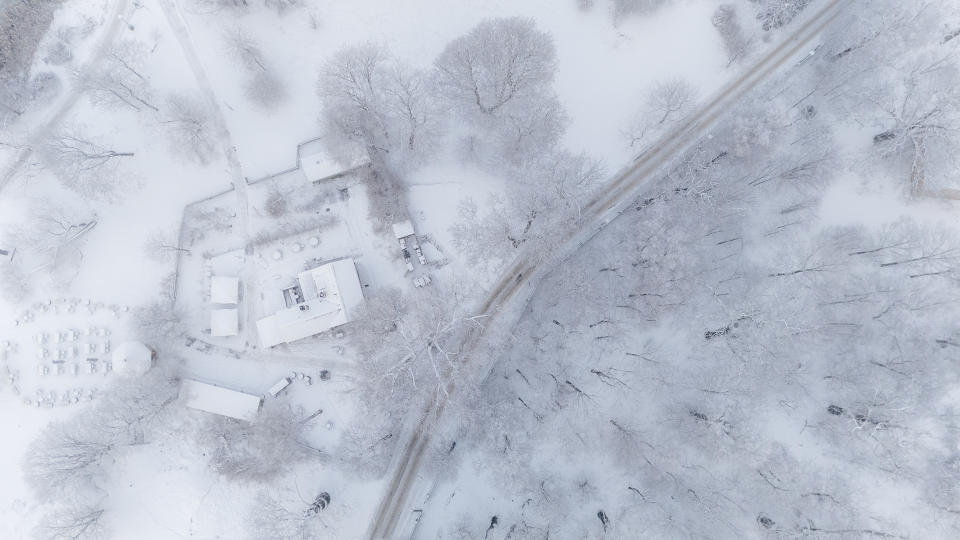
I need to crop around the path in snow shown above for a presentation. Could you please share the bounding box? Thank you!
[157,0,255,347]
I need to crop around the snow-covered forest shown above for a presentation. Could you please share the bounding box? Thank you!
[1,0,960,539]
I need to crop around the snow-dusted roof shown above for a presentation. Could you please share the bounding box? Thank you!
[256,258,364,348]
[211,308,239,337]
[112,341,152,377]
[181,379,262,421]
[211,276,239,305]
[300,151,341,182]
[392,220,415,239]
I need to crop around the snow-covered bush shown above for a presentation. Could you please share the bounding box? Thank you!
[712,4,750,65]
[750,0,811,31]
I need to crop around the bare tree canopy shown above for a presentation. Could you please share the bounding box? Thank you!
[161,93,216,165]
[75,39,158,113]
[318,42,436,170]
[4,201,97,290]
[610,0,670,21]
[38,126,137,201]
[751,0,811,31]
[36,498,107,540]
[627,78,697,147]
[712,4,751,65]
[22,418,114,500]
[0,0,63,126]
[450,150,605,271]
[223,27,287,109]
[434,17,556,117]
[196,400,315,482]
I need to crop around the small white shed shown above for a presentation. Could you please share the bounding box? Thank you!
[211,276,240,305]
[181,380,262,421]
[392,220,415,240]
[211,308,239,337]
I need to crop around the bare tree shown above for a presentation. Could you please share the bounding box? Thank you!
[93,367,181,445]
[131,299,187,346]
[223,27,287,109]
[435,18,565,166]
[816,2,960,194]
[712,5,751,65]
[576,0,596,11]
[448,195,514,273]
[144,228,190,262]
[627,78,697,147]
[318,42,435,170]
[610,0,669,22]
[263,0,301,15]
[865,58,960,193]
[22,420,114,500]
[36,498,107,540]
[39,126,136,201]
[0,260,30,303]
[246,491,303,540]
[449,150,604,271]
[351,282,483,407]
[0,0,62,127]
[7,201,97,286]
[190,0,249,13]
[161,93,216,164]
[223,27,267,71]
[245,68,287,109]
[198,400,316,482]
[434,17,556,117]
[75,39,158,113]
[497,93,568,166]
[335,402,400,478]
[751,0,811,31]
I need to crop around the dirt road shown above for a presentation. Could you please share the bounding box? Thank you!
[368,1,847,537]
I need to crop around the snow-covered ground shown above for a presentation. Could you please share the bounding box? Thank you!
[0,0,807,537]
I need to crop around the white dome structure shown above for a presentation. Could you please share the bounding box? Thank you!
[112,341,153,377]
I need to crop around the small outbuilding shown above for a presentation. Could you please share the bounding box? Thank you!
[255,258,364,348]
[211,276,240,305]
[181,379,262,421]
[211,308,239,337]
[392,220,415,240]
[112,341,153,377]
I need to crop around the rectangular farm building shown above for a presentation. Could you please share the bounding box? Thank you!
[181,379,262,421]
[255,258,364,348]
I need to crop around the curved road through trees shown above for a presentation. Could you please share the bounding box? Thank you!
[368,1,847,537]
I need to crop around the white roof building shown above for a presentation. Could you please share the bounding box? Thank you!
[256,258,364,348]
[300,151,341,182]
[181,379,262,421]
[392,220,415,239]
[112,341,153,377]
[211,308,239,337]
[211,276,239,304]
